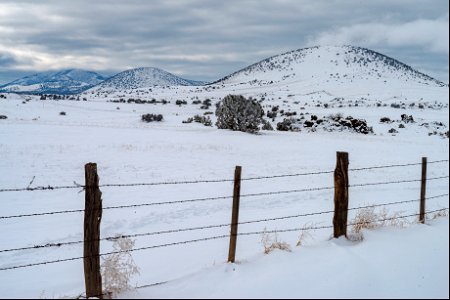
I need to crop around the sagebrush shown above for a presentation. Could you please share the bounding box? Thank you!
[215,95,264,134]
[141,113,163,122]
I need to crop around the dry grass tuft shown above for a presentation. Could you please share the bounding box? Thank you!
[101,236,140,297]
[260,230,292,254]
[349,207,410,241]
[430,208,449,219]
[296,223,315,247]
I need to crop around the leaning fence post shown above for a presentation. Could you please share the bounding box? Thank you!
[228,166,242,263]
[333,152,349,238]
[419,157,427,224]
[84,163,103,298]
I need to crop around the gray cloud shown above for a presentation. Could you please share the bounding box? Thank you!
[308,15,449,54]
[0,0,448,84]
[0,52,17,67]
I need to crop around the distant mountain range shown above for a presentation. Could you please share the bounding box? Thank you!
[0,67,207,95]
[0,69,107,94]
[0,46,447,95]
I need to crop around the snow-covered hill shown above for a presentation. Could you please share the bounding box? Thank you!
[216,46,447,86]
[212,46,448,100]
[89,67,206,92]
[0,69,107,94]
[83,46,447,106]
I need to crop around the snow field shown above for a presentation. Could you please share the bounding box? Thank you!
[0,93,448,298]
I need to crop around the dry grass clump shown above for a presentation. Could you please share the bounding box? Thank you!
[101,237,140,297]
[349,207,410,241]
[430,208,449,219]
[260,230,292,254]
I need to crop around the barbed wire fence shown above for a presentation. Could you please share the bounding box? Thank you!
[1,193,448,255]
[0,155,448,298]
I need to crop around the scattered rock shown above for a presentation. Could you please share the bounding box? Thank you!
[276,113,373,135]
[388,128,398,134]
[401,114,414,123]
[304,120,314,128]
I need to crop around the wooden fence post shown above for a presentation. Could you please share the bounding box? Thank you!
[333,152,349,238]
[228,166,242,263]
[84,163,103,299]
[419,157,427,224]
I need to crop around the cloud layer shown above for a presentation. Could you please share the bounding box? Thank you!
[309,15,449,54]
[0,0,448,84]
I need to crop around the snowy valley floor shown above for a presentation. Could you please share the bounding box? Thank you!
[0,96,448,298]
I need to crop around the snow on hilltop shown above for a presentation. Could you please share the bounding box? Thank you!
[214,45,447,91]
[0,69,107,94]
[90,67,206,92]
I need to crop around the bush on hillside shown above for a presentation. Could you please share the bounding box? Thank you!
[215,95,264,134]
[141,114,163,122]
[183,115,212,127]
[261,119,274,131]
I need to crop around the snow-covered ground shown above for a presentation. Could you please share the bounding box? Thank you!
[0,88,448,298]
[124,218,449,299]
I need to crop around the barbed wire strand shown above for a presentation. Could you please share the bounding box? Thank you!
[0,208,86,220]
[350,175,449,188]
[347,193,448,211]
[77,280,170,299]
[349,159,448,172]
[242,170,334,181]
[0,184,82,193]
[0,195,233,220]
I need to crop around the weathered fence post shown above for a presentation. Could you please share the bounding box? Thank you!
[84,163,103,298]
[228,166,242,263]
[333,152,349,238]
[419,157,427,224]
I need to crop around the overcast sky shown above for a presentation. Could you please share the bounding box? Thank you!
[0,0,448,84]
